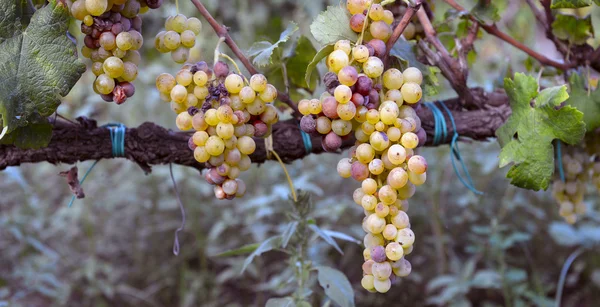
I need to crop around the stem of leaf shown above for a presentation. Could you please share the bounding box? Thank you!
[357,5,373,45]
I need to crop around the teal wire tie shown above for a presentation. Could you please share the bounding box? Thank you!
[68,123,126,207]
[556,140,566,182]
[424,102,483,195]
[300,127,312,154]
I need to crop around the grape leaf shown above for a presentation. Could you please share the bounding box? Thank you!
[565,73,600,131]
[471,0,501,24]
[310,6,358,46]
[285,36,318,91]
[0,121,52,149]
[247,22,298,67]
[305,43,334,87]
[551,14,594,45]
[551,0,592,8]
[497,73,586,191]
[315,266,355,307]
[0,0,85,141]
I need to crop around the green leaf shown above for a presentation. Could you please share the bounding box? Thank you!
[496,73,586,190]
[0,121,51,149]
[305,43,334,87]
[308,224,343,254]
[286,36,318,91]
[0,0,85,135]
[281,221,298,248]
[240,236,282,274]
[565,73,600,131]
[551,14,594,45]
[471,0,501,24]
[214,242,261,257]
[310,6,358,46]
[16,0,36,26]
[551,0,592,8]
[315,266,355,307]
[265,297,295,307]
[247,22,298,67]
[389,40,427,72]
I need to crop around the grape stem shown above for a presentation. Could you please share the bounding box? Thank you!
[356,4,373,46]
[265,134,297,201]
[383,0,422,65]
[189,0,302,118]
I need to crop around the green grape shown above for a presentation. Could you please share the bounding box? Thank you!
[385,242,404,261]
[102,56,124,78]
[362,194,377,210]
[91,62,104,76]
[259,84,277,102]
[71,1,89,20]
[408,171,426,186]
[170,84,188,103]
[193,71,208,86]
[298,99,310,116]
[170,101,186,114]
[239,86,256,104]
[387,167,408,189]
[362,178,378,195]
[347,0,370,15]
[334,85,352,104]
[193,131,209,146]
[338,66,358,86]
[400,132,418,149]
[392,258,412,277]
[331,119,352,136]
[156,73,176,94]
[391,210,410,229]
[379,185,397,205]
[160,92,171,102]
[237,136,256,155]
[372,261,392,281]
[129,30,144,50]
[353,188,366,205]
[99,32,117,51]
[194,146,210,163]
[355,129,369,142]
[94,74,115,95]
[337,102,356,121]
[85,0,107,16]
[383,224,398,241]
[383,68,404,90]
[308,99,322,114]
[407,155,427,174]
[176,112,193,130]
[334,40,351,55]
[97,47,111,61]
[121,62,138,82]
[370,21,391,40]
[337,158,352,178]
[171,46,190,64]
[387,127,401,142]
[165,16,175,31]
[352,45,370,63]
[225,74,244,94]
[180,30,196,48]
[385,89,404,106]
[260,104,279,125]
[356,143,375,164]
[205,136,226,156]
[395,228,415,248]
[217,122,235,139]
[81,46,92,59]
[361,275,376,291]
[401,82,422,104]
[194,86,209,100]
[176,69,193,86]
[365,213,386,234]
[155,31,170,53]
[116,32,133,51]
[83,14,94,26]
[369,4,385,21]
[403,67,423,85]
[403,23,416,40]
[369,131,389,151]
[121,0,140,18]
[172,14,188,33]
[368,159,384,175]
[247,98,266,116]
[185,93,199,108]
[382,10,394,25]
[163,31,181,50]
[375,203,389,217]
[224,136,238,149]
[363,56,384,78]
[387,144,407,165]
[112,48,126,58]
[217,105,234,123]
[327,50,349,73]
[379,103,399,125]
[366,109,380,124]
[185,17,203,35]
[250,74,268,92]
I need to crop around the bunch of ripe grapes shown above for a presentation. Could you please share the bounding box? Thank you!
[71,0,163,104]
[154,14,203,64]
[552,151,590,224]
[298,0,428,293]
[156,61,278,199]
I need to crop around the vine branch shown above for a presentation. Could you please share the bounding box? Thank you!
[384,0,422,64]
[189,0,301,118]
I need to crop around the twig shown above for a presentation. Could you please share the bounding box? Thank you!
[443,0,574,71]
[189,0,301,118]
[525,0,547,28]
[383,0,422,64]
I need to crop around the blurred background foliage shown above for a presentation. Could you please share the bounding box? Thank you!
[2,0,600,306]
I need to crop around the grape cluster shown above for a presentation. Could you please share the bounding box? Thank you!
[156,61,278,199]
[154,14,203,64]
[552,152,590,224]
[72,0,162,104]
[298,0,428,293]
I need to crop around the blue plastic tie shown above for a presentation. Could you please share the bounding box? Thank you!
[556,140,565,182]
[424,101,483,195]
[68,123,126,207]
[300,127,312,154]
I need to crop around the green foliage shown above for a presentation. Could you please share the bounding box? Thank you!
[0,121,52,149]
[247,22,298,67]
[389,41,439,96]
[315,266,355,307]
[471,0,501,24]
[552,14,594,45]
[551,0,594,8]
[497,73,586,191]
[305,43,334,87]
[285,36,318,90]
[240,235,283,273]
[565,73,600,131]
[309,6,357,46]
[0,0,85,145]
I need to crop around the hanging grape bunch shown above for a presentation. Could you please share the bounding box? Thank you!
[155,14,203,63]
[299,0,427,294]
[71,0,163,104]
[156,61,278,199]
